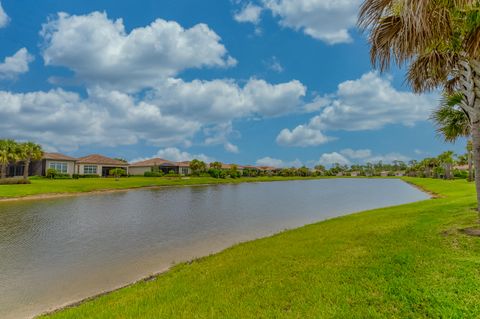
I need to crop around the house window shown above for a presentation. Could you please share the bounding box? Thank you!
[84,165,97,175]
[181,168,189,175]
[49,162,68,174]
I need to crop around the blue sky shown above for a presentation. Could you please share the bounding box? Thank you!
[0,0,466,167]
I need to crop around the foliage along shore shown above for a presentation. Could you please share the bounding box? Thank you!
[39,178,480,318]
[0,175,339,200]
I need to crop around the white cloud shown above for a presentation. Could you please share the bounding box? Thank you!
[132,147,213,163]
[225,143,240,154]
[204,122,240,153]
[340,148,372,159]
[0,2,9,28]
[261,0,360,44]
[365,153,410,164]
[41,11,236,91]
[0,48,34,79]
[278,72,437,147]
[234,3,263,24]
[309,72,437,131]
[0,88,201,151]
[276,125,332,147]
[265,56,284,73]
[256,156,302,168]
[149,77,307,122]
[317,152,350,167]
[322,148,410,165]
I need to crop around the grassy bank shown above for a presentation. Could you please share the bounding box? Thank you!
[40,178,480,318]
[0,176,324,199]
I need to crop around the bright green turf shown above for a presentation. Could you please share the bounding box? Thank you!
[41,178,480,318]
[0,176,326,199]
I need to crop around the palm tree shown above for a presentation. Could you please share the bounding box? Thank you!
[0,140,19,179]
[358,0,480,211]
[18,142,43,180]
[438,151,456,179]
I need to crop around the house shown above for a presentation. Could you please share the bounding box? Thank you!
[38,153,77,176]
[76,154,129,177]
[350,171,359,177]
[129,158,191,176]
[7,152,77,177]
[454,164,470,171]
[395,171,406,177]
[380,171,389,177]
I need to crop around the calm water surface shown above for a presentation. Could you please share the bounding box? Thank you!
[0,179,428,318]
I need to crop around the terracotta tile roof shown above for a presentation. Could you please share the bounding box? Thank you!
[77,154,128,166]
[130,158,174,167]
[258,166,278,171]
[43,152,77,161]
[176,161,190,168]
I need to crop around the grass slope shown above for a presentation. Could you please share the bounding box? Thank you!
[0,176,324,199]
[42,178,480,318]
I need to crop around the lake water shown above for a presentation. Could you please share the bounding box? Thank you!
[0,179,428,318]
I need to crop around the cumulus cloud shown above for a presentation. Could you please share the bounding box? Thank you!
[261,0,360,44]
[256,156,302,168]
[317,152,350,167]
[132,147,214,163]
[276,125,332,147]
[0,88,201,151]
[41,11,236,91]
[148,77,307,122]
[0,48,34,79]
[0,2,9,28]
[277,72,437,147]
[320,148,410,166]
[234,3,263,24]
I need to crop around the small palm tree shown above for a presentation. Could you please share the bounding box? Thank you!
[432,93,474,181]
[18,142,43,180]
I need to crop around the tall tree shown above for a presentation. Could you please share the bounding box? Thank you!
[0,140,19,179]
[18,142,43,180]
[359,0,480,211]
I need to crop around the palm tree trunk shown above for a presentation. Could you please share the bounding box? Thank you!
[23,158,30,180]
[468,148,474,182]
[471,126,480,214]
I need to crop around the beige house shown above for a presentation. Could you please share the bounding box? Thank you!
[43,153,77,176]
[75,154,129,177]
[129,158,191,176]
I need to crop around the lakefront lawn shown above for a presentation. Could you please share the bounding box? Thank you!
[0,176,325,199]
[40,178,480,318]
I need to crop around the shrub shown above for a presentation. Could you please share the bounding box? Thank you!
[46,168,57,179]
[454,169,468,179]
[0,178,31,185]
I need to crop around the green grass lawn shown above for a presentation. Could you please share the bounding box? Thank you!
[41,178,480,318]
[0,176,325,199]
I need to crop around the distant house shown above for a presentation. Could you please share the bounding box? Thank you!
[76,154,129,177]
[395,171,406,177]
[350,171,359,177]
[380,171,389,177]
[454,164,469,171]
[129,158,191,176]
